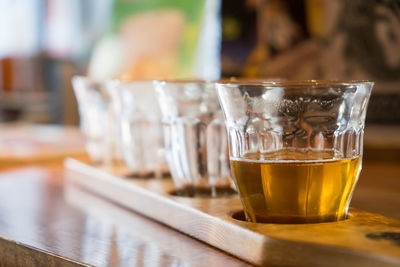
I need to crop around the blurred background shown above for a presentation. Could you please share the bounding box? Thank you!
[0,0,399,127]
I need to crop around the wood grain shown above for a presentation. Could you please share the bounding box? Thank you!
[0,164,249,267]
[65,158,400,267]
[0,237,87,267]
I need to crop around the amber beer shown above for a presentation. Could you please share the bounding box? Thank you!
[230,149,361,223]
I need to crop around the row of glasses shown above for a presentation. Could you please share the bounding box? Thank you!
[73,77,231,195]
[73,77,373,224]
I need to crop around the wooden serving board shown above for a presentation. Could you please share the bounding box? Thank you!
[64,158,400,267]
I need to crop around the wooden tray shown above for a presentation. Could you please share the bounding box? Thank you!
[64,158,400,267]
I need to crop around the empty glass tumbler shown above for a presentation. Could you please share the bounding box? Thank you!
[72,76,123,166]
[107,80,167,177]
[154,80,234,197]
[216,80,374,223]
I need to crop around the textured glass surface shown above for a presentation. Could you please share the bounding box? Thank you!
[217,81,373,159]
[155,81,233,197]
[72,76,123,165]
[108,81,167,177]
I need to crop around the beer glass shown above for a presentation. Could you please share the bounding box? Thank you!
[72,76,123,166]
[154,80,234,197]
[216,80,374,223]
[107,80,167,177]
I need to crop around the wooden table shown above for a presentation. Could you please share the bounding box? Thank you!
[0,125,399,266]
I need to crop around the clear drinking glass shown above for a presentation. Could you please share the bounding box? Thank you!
[216,80,374,223]
[107,80,168,177]
[72,76,123,166]
[154,80,235,197]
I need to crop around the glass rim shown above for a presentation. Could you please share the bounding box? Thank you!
[216,80,374,88]
[153,78,285,85]
[73,76,158,84]
[153,79,214,85]
[72,76,111,88]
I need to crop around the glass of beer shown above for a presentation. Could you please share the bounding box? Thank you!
[154,80,235,197]
[216,80,374,223]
